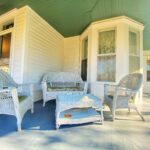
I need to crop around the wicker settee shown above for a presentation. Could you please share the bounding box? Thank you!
[42,72,88,106]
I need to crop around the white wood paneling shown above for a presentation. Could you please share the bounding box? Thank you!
[63,36,80,72]
[23,7,64,83]
[12,7,27,83]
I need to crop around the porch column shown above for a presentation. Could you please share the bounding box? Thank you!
[116,23,129,83]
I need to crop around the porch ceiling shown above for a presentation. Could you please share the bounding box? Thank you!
[0,0,150,49]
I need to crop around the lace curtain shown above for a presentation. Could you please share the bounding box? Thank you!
[129,56,140,73]
[129,31,140,73]
[98,30,115,54]
[97,56,116,81]
[97,30,116,82]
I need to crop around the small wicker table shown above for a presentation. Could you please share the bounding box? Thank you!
[56,93,103,129]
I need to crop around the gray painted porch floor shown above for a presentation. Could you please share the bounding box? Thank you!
[0,94,150,150]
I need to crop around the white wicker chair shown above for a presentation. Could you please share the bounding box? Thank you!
[104,73,144,121]
[0,70,34,131]
[42,72,88,106]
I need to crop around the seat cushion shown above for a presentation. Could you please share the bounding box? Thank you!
[47,82,82,91]
[18,95,27,103]
[47,86,81,91]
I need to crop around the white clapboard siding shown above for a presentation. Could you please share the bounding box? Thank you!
[63,36,80,72]
[23,7,64,83]
[12,7,27,83]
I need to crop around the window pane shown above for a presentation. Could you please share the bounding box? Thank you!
[98,30,115,54]
[81,37,88,81]
[0,33,11,58]
[147,60,150,81]
[147,71,150,81]
[82,38,88,59]
[129,31,140,73]
[129,56,140,73]
[0,33,11,73]
[97,55,116,82]
[129,31,139,55]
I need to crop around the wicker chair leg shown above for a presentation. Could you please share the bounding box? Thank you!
[17,119,21,131]
[31,106,34,114]
[135,108,145,121]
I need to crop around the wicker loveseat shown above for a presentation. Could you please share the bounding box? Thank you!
[42,72,88,106]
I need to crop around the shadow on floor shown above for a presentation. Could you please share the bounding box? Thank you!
[0,95,150,137]
[0,100,96,136]
[0,101,56,136]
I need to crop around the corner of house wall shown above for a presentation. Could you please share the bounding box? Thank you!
[14,6,29,84]
[22,6,31,84]
[62,37,65,71]
[63,36,80,73]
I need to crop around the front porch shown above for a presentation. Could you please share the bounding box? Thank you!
[0,94,149,150]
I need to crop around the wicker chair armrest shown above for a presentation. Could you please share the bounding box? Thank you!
[104,84,117,95]
[116,86,136,93]
[116,86,137,97]
[41,81,47,92]
[104,84,135,99]
[0,88,20,108]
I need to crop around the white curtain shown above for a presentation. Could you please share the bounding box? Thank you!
[99,30,115,54]
[97,30,116,82]
[129,31,140,73]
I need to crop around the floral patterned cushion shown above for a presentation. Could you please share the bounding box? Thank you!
[47,82,82,91]
[47,86,81,91]
[18,95,27,103]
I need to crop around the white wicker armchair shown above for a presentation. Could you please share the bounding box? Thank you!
[104,73,144,121]
[0,71,34,131]
[42,72,88,106]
